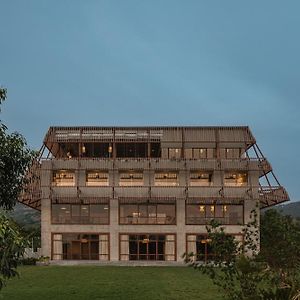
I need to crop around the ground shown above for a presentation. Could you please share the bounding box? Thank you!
[1,266,222,300]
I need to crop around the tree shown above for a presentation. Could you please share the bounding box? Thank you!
[184,208,300,300]
[260,209,300,271]
[0,87,35,289]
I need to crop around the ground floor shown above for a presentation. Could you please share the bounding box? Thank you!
[50,232,243,262]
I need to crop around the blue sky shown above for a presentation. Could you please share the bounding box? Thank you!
[0,1,299,201]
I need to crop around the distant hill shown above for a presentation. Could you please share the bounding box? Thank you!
[264,201,300,219]
[10,202,40,230]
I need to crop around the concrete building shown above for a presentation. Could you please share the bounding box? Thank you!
[20,126,289,262]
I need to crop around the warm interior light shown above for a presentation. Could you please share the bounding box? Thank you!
[175,149,179,153]
[82,145,86,153]
[223,205,227,212]
[81,207,88,210]
[200,149,204,154]
[103,206,109,210]
[60,207,67,210]
[199,205,205,212]
[108,146,113,153]
[210,205,215,212]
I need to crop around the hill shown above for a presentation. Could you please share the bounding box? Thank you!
[10,202,40,230]
[264,201,300,219]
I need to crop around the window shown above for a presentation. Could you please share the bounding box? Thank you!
[119,203,176,225]
[186,204,243,225]
[190,172,212,186]
[58,143,79,158]
[51,204,109,224]
[81,143,109,158]
[52,170,75,186]
[168,148,181,159]
[187,234,243,262]
[52,233,109,261]
[184,148,215,159]
[219,148,242,159]
[154,172,179,186]
[224,172,248,186]
[119,172,144,186]
[116,143,148,158]
[120,234,175,261]
[150,142,161,158]
[86,171,109,186]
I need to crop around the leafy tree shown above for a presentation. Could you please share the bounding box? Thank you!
[0,87,34,289]
[260,209,300,271]
[184,208,300,300]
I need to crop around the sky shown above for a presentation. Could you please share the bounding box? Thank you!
[0,1,299,201]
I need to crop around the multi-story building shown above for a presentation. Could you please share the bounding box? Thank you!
[20,126,289,262]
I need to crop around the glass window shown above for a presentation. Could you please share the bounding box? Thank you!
[52,204,71,223]
[119,172,144,186]
[81,143,109,158]
[224,172,248,186]
[119,203,176,225]
[190,172,212,186]
[168,148,181,159]
[86,171,109,186]
[52,204,109,224]
[58,143,79,158]
[154,172,179,186]
[52,170,75,186]
[116,143,148,158]
[185,148,215,159]
[150,143,161,158]
[186,204,243,225]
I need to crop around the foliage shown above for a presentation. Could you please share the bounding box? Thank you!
[260,209,300,271]
[0,107,35,209]
[0,87,35,290]
[184,207,300,300]
[0,214,29,289]
[19,257,37,266]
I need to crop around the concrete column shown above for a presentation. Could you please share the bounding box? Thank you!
[176,198,186,261]
[109,198,119,261]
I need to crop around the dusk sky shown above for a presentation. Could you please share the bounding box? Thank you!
[0,1,299,201]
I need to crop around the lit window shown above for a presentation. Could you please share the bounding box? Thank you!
[86,171,109,186]
[52,170,75,186]
[224,172,248,186]
[190,172,212,186]
[119,172,144,186]
[154,172,179,186]
[168,148,181,159]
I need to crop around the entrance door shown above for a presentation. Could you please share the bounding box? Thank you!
[128,234,166,261]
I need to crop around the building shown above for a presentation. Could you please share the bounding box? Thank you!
[19,126,289,262]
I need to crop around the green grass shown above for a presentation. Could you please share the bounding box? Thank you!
[0,266,222,300]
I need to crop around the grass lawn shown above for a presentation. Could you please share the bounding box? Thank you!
[0,266,222,300]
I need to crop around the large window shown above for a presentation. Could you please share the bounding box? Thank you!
[187,234,243,262]
[119,172,144,186]
[52,170,75,186]
[224,172,248,186]
[86,171,109,186]
[116,143,148,158]
[186,204,243,225]
[58,143,79,158]
[120,234,175,261]
[189,172,212,186]
[185,148,215,159]
[52,233,109,260]
[81,143,110,158]
[119,203,176,224]
[168,148,181,159]
[52,204,109,224]
[219,148,243,159]
[154,172,179,186]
